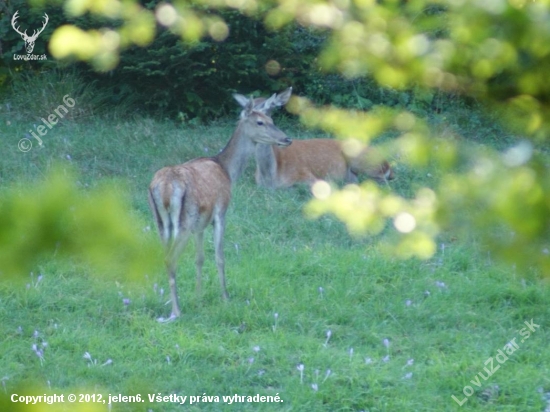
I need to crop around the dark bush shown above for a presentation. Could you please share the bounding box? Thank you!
[0,0,450,120]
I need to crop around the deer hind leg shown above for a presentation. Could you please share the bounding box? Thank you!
[161,232,190,321]
[194,230,205,297]
[213,213,229,300]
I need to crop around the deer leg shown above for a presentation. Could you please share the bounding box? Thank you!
[159,234,189,322]
[345,168,359,184]
[194,231,205,297]
[213,214,229,300]
[158,257,181,322]
[167,261,181,319]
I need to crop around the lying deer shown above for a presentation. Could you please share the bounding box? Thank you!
[149,94,291,321]
[235,88,394,189]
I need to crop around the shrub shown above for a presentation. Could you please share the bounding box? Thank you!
[6,69,112,121]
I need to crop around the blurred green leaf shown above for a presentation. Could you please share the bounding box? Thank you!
[0,166,162,282]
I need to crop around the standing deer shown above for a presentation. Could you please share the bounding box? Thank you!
[11,11,49,54]
[149,94,291,321]
[236,88,394,189]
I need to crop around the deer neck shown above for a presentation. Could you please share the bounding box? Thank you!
[255,144,278,187]
[215,121,256,184]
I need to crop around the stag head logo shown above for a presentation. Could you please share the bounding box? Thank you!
[11,11,49,54]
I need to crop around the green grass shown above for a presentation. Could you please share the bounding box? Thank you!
[1,101,550,412]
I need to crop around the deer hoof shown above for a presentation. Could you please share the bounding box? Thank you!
[157,313,179,323]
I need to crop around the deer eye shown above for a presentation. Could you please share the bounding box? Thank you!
[257,120,265,126]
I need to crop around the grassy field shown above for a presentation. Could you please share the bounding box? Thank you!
[1,99,550,412]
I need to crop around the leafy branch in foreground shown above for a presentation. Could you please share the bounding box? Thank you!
[0,167,161,281]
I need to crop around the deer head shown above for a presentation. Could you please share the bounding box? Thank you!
[12,11,49,54]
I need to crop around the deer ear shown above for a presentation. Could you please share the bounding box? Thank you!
[247,96,257,115]
[257,88,292,113]
[233,94,250,109]
[256,93,278,113]
[275,87,292,106]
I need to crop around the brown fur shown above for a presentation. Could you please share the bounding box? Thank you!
[245,88,394,189]
[256,138,394,189]
[149,159,230,241]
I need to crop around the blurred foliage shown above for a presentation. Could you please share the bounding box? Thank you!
[0,166,161,282]
[438,143,550,274]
